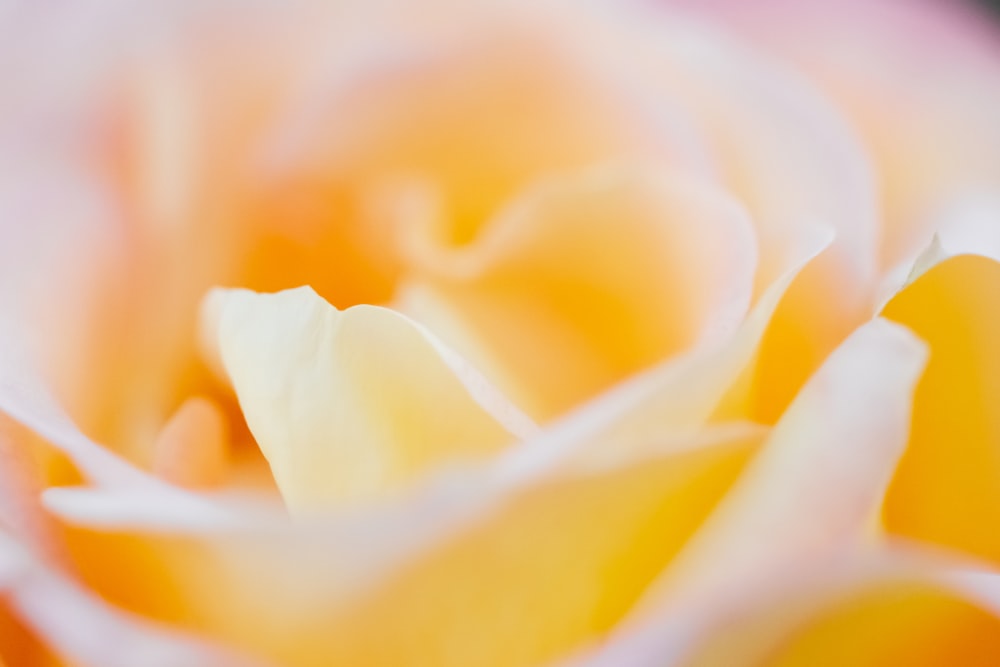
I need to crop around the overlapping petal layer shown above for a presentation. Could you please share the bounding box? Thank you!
[578,554,1000,667]
[882,253,1000,565]
[399,166,757,420]
[204,285,535,511]
[0,0,999,665]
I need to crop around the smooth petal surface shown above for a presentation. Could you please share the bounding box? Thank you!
[675,0,1000,269]
[259,0,715,262]
[577,4,879,423]
[204,285,536,511]
[507,223,829,472]
[882,253,1000,565]
[38,154,827,667]
[0,532,264,667]
[301,434,757,667]
[151,396,230,489]
[36,218,821,666]
[47,425,760,667]
[877,194,1000,308]
[0,417,67,568]
[0,324,155,489]
[570,551,1000,667]
[633,318,926,614]
[728,585,1000,667]
[399,165,757,421]
[674,553,1000,667]
[7,1,999,666]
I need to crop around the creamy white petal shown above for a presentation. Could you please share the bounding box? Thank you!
[203,286,535,512]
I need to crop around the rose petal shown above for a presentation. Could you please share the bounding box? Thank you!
[37,223,825,659]
[882,253,1000,565]
[151,396,230,489]
[0,325,153,488]
[573,549,1000,667]
[631,318,926,616]
[673,0,1000,270]
[0,417,65,564]
[877,193,1000,307]
[203,285,537,512]
[0,531,266,667]
[617,9,879,423]
[261,1,716,261]
[683,569,1000,666]
[48,424,761,667]
[39,176,832,666]
[399,164,757,421]
[296,432,758,667]
[498,223,830,473]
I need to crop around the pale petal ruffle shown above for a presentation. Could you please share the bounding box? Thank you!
[203,285,536,511]
[399,165,758,421]
[0,531,265,667]
[633,318,927,614]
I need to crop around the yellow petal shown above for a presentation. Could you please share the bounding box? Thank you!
[754,584,1000,667]
[203,285,536,511]
[399,165,757,421]
[563,10,881,424]
[633,319,926,616]
[575,551,1000,667]
[681,569,1000,667]
[882,254,1000,564]
[519,224,829,472]
[48,426,760,667]
[0,531,258,667]
[312,433,758,667]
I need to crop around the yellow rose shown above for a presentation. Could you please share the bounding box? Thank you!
[1,0,999,665]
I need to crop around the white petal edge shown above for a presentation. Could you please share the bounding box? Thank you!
[0,531,268,667]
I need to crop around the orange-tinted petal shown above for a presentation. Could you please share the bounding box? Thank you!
[203,286,535,511]
[573,551,1000,667]
[47,426,759,667]
[0,531,263,667]
[631,318,926,616]
[399,165,756,421]
[882,254,1000,564]
[151,397,229,489]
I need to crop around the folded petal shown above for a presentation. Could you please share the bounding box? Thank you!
[882,253,1000,565]
[399,165,757,421]
[0,417,66,565]
[47,424,760,667]
[675,0,1000,270]
[260,1,715,263]
[574,5,882,423]
[877,194,1000,307]
[0,531,264,667]
[574,550,1000,667]
[32,209,813,666]
[632,318,926,615]
[203,285,536,511]
[510,223,829,472]
[0,324,155,489]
